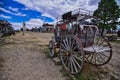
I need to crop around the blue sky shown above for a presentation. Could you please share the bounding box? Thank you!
[0,0,120,30]
[0,0,54,22]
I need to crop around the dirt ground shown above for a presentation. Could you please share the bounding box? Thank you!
[103,42,120,80]
[0,32,120,80]
[0,32,68,80]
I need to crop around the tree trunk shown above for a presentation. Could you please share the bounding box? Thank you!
[101,27,105,36]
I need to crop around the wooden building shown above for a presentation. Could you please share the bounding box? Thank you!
[42,23,54,32]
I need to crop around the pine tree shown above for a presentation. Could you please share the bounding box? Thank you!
[93,0,120,36]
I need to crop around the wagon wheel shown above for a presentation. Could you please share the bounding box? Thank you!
[49,40,56,57]
[60,35,84,74]
[85,36,112,66]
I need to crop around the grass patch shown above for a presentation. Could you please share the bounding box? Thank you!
[0,40,15,46]
[0,40,6,45]
[43,44,60,58]
[111,40,120,43]
[7,42,15,44]
[75,63,109,80]
[110,75,118,80]
[43,45,51,58]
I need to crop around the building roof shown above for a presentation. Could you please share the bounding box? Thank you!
[42,23,53,26]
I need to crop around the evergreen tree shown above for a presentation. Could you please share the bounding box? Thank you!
[93,0,120,36]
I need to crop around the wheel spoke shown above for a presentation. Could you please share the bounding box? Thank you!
[61,44,67,50]
[65,57,69,66]
[60,52,66,57]
[70,57,74,73]
[71,57,78,72]
[103,44,109,47]
[71,40,75,49]
[63,40,68,49]
[72,56,81,68]
[95,53,102,63]
[73,51,80,54]
[65,37,69,48]
[95,37,101,45]
[93,53,96,64]
[68,58,71,70]
[73,44,78,51]
[90,54,94,62]
[86,54,92,60]
[98,40,105,46]
[99,52,109,58]
[61,49,67,53]
[97,53,106,63]
[73,55,82,62]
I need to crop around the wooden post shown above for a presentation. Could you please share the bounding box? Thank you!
[22,22,26,35]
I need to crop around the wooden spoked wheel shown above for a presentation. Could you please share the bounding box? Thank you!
[49,40,55,57]
[60,35,84,74]
[85,36,112,66]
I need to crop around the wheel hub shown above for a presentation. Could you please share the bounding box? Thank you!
[66,51,71,56]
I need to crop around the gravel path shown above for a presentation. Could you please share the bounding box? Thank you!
[0,32,68,80]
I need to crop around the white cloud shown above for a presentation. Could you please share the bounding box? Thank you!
[9,7,19,12]
[16,12,26,16]
[44,21,55,25]
[118,18,120,22]
[12,18,44,30]
[0,7,12,14]
[11,22,23,30]
[41,12,55,20]
[0,7,26,16]
[26,18,43,29]
[0,14,11,19]
[14,0,99,19]
[116,0,120,5]
[22,7,29,10]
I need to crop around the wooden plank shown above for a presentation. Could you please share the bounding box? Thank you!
[53,57,61,65]
[83,46,111,53]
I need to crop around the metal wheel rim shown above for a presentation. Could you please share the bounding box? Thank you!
[85,37,112,66]
[60,35,84,74]
[49,40,55,57]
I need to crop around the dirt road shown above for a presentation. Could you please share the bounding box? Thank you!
[0,32,68,80]
[0,32,120,80]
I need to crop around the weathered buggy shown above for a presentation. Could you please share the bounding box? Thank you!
[49,8,112,75]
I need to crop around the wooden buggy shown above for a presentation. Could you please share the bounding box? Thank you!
[49,8,112,75]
